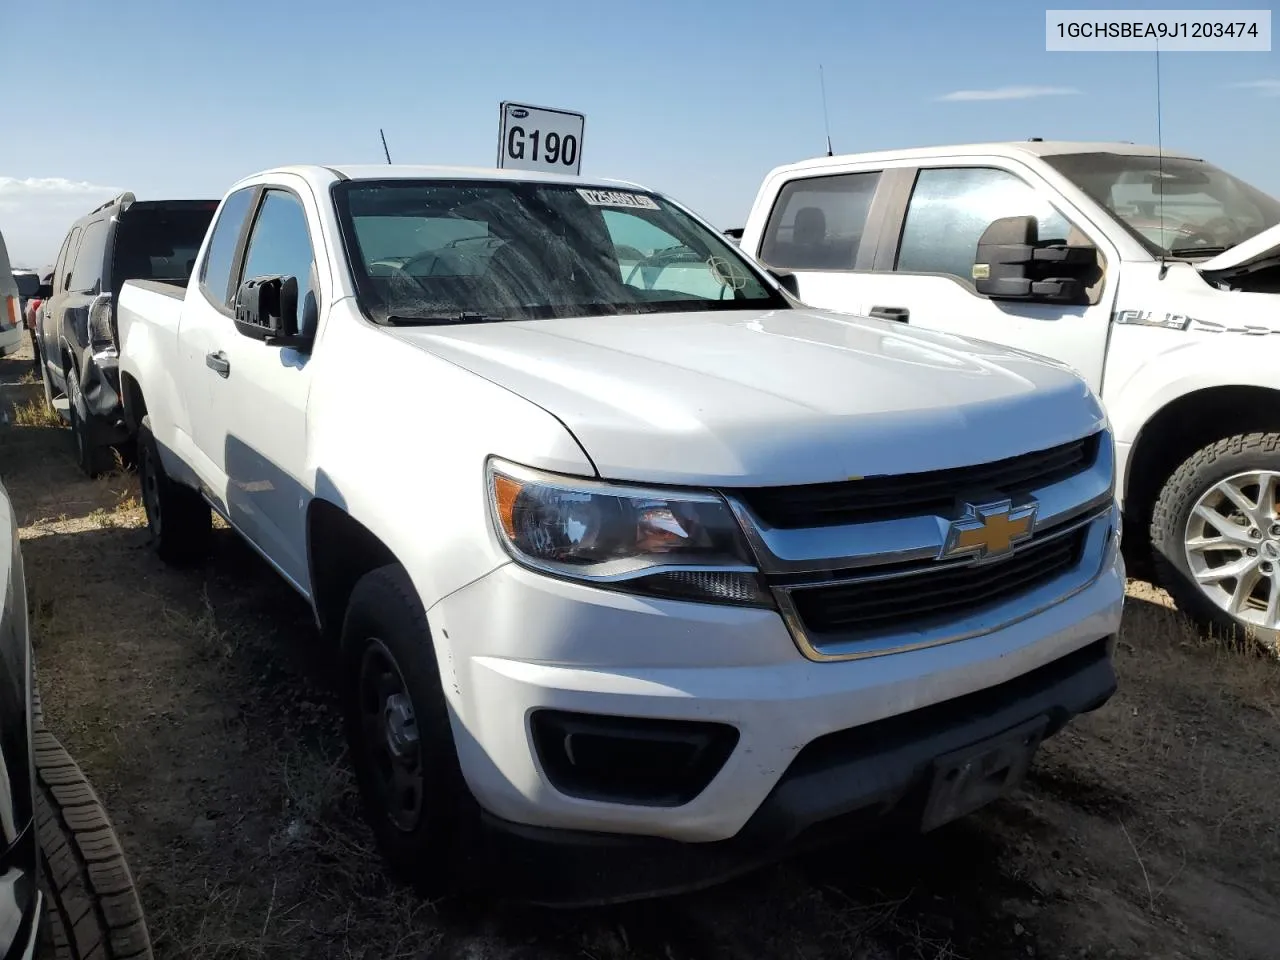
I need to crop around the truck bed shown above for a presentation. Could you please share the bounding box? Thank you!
[124,279,186,301]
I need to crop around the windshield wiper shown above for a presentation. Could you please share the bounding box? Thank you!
[385,312,508,326]
[1169,246,1230,258]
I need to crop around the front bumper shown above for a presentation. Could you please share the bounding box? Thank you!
[470,633,1116,905]
[426,513,1124,866]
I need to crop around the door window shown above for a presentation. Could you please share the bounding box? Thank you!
[896,167,1072,283]
[239,190,318,331]
[199,188,257,309]
[760,171,882,270]
[68,221,108,294]
[52,230,76,294]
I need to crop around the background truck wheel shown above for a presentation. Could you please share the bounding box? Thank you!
[1151,432,1280,654]
[37,340,55,412]
[28,328,41,381]
[137,415,211,565]
[341,564,479,896]
[34,724,154,960]
[66,364,114,478]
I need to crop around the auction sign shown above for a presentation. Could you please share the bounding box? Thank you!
[496,102,585,176]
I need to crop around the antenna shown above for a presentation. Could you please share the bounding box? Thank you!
[818,64,834,157]
[380,128,392,164]
[1154,40,1168,279]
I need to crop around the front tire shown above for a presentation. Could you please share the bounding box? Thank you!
[341,564,478,895]
[1151,432,1280,653]
[34,724,154,959]
[137,415,212,565]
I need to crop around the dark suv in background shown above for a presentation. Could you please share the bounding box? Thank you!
[37,193,216,476]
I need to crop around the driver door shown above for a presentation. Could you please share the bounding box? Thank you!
[846,163,1118,391]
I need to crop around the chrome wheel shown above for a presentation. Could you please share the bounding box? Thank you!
[358,639,423,833]
[1184,470,1280,632]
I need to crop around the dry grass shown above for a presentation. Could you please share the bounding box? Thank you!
[10,398,61,428]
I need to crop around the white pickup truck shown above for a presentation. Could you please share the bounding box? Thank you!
[741,140,1280,647]
[116,164,1123,904]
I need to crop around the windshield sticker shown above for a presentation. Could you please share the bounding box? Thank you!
[577,188,660,210]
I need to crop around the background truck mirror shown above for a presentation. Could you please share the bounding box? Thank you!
[768,269,800,298]
[972,216,1097,306]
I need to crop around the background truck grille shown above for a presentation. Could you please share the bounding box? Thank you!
[739,433,1101,529]
[788,527,1087,638]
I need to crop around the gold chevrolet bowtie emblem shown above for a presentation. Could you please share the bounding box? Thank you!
[942,500,1038,563]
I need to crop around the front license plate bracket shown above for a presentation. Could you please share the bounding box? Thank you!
[920,715,1048,833]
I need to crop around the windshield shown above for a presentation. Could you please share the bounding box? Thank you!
[1044,152,1280,259]
[332,180,785,323]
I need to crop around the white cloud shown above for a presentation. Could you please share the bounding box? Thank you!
[1227,79,1280,97]
[936,85,1082,102]
[0,176,122,268]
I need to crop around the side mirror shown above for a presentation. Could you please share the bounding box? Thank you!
[233,275,312,350]
[36,283,53,300]
[769,269,800,298]
[972,215,1097,306]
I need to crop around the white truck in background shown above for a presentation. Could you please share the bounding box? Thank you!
[115,163,1123,904]
[740,140,1280,648]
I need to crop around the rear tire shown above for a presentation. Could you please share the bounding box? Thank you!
[137,415,211,565]
[34,724,154,959]
[341,564,478,896]
[66,364,113,478]
[37,338,55,412]
[1151,432,1280,653]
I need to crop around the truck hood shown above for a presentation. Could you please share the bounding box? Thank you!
[395,308,1105,487]
[1196,222,1280,275]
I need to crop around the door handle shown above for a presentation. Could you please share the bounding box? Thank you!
[869,305,910,323]
[205,351,231,378]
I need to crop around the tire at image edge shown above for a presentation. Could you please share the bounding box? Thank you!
[33,724,154,960]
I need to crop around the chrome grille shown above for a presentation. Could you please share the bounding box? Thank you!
[787,526,1087,639]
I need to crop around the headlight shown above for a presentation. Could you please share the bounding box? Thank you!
[486,459,772,607]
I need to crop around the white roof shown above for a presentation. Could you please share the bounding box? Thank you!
[244,163,648,193]
[778,140,1202,173]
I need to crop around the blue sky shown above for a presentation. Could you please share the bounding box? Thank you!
[2,0,1277,264]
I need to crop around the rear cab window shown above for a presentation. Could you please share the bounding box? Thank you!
[198,189,257,310]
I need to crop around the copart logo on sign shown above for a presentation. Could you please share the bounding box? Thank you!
[510,108,529,119]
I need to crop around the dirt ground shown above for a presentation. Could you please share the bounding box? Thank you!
[1,341,1277,960]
